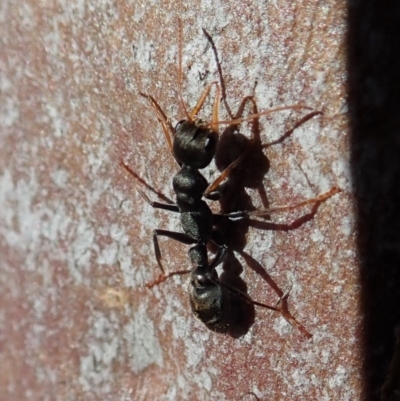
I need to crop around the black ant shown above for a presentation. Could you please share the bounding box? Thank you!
[121,25,340,336]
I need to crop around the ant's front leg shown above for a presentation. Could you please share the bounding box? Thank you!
[136,188,179,213]
[147,229,196,288]
[121,161,178,212]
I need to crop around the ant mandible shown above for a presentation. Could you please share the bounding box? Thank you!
[122,23,340,335]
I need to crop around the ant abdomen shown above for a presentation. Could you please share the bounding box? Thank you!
[189,270,231,333]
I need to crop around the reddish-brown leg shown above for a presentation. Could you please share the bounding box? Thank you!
[275,287,312,339]
[240,251,312,338]
[211,273,312,338]
[146,270,192,289]
[262,110,323,148]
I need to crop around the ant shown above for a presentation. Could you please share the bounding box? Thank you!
[121,25,340,335]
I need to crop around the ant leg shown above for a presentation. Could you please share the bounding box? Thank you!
[235,251,312,338]
[248,186,340,216]
[188,240,227,272]
[139,92,176,156]
[278,287,312,339]
[243,393,261,401]
[147,229,196,288]
[207,231,291,323]
[120,161,178,211]
[264,282,312,338]
[221,187,341,219]
[209,276,281,314]
[136,188,179,213]
[205,100,322,196]
[209,245,228,269]
[203,136,249,195]
[204,96,258,196]
[210,83,221,134]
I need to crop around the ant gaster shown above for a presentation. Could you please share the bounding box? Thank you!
[122,26,340,335]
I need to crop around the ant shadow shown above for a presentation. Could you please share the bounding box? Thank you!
[215,108,323,338]
[205,30,323,337]
[215,111,321,338]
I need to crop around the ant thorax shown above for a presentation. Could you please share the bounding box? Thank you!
[173,165,208,210]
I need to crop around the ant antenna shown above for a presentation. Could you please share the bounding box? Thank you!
[178,19,191,121]
[202,28,234,119]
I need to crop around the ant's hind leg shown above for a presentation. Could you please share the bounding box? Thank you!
[146,229,196,288]
[238,251,312,338]
[265,282,312,338]
[278,287,313,339]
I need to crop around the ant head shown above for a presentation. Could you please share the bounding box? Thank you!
[189,268,230,332]
[173,120,218,169]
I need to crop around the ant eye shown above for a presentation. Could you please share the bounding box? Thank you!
[175,120,185,131]
[204,136,215,149]
[196,275,208,285]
